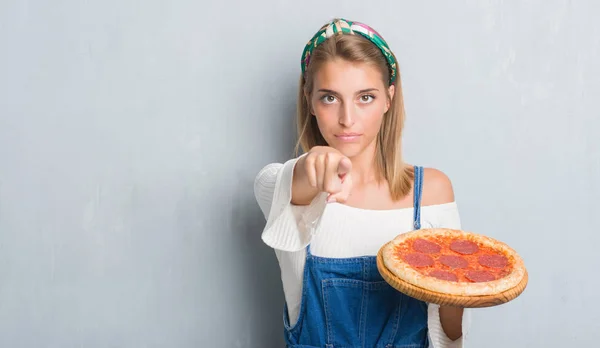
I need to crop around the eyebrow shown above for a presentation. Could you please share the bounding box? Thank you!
[317,88,380,95]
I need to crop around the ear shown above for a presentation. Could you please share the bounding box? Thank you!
[385,85,395,113]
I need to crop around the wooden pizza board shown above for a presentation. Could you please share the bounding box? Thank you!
[376,242,528,308]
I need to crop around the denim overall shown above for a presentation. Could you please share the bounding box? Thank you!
[284,166,429,348]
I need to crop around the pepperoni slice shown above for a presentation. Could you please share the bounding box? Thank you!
[465,270,496,282]
[413,238,441,254]
[439,255,468,269]
[478,254,508,268]
[403,253,434,267]
[429,270,458,282]
[449,240,479,255]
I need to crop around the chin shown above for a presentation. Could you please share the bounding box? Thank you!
[329,142,365,158]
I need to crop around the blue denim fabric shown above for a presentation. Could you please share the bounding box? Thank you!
[283,166,429,348]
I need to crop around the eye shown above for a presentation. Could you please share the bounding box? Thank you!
[321,95,337,104]
[359,94,375,103]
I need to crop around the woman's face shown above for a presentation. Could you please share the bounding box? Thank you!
[310,59,394,159]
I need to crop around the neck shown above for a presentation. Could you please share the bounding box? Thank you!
[348,142,379,185]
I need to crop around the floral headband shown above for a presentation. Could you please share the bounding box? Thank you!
[300,18,397,85]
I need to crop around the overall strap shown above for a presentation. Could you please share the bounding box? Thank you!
[413,166,424,230]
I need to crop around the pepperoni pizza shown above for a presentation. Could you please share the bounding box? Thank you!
[381,228,526,297]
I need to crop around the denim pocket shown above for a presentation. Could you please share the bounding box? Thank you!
[322,278,402,347]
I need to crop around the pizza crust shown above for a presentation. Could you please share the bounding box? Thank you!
[381,228,526,297]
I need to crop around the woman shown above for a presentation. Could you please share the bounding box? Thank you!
[254,18,469,348]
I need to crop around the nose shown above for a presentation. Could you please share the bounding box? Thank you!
[338,103,355,127]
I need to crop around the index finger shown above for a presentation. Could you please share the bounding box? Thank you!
[337,157,352,178]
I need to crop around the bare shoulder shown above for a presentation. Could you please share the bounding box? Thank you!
[421,167,455,205]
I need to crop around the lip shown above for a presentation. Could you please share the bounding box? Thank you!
[335,133,362,142]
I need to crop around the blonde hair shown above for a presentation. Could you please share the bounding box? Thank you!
[294,34,413,200]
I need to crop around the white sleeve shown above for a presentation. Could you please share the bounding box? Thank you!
[427,204,471,348]
[427,304,471,348]
[253,155,323,251]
